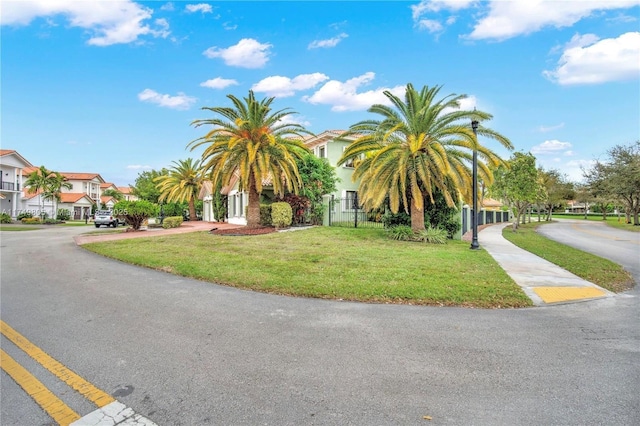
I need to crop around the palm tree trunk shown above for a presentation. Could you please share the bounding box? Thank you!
[188,196,197,221]
[410,198,425,232]
[246,178,261,228]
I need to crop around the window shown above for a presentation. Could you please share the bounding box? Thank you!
[318,146,326,159]
[342,146,354,167]
[343,191,358,211]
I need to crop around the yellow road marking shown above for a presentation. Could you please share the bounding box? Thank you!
[1,349,81,425]
[0,320,115,408]
[533,286,606,303]
[570,223,640,245]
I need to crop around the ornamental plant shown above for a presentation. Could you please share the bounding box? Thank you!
[113,200,158,231]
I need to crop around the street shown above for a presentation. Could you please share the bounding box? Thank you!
[1,223,639,425]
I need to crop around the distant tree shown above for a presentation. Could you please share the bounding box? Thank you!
[102,188,125,202]
[113,200,158,231]
[189,90,312,227]
[492,152,540,230]
[154,158,203,221]
[25,166,72,219]
[538,168,575,221]
[583,141,640,225]
[132,169,168,203]
[338,84,512,232]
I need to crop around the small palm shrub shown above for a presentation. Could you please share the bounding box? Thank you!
[418,226,448,244]
[0,213,12,224]
[386,225,415,241]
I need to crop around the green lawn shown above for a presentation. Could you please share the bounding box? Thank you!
[84,227,532,308]
[502,222,634,293]
[0,225,41,231]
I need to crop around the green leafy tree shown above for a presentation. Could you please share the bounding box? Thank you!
[584,141,640,225]
[132,169,168,203]
[538,168,575,221]
[492,152,540,230]
[189,90,312,228]
[113,200,158,231]
[154,158,203,221]
[338,84,512,232]
[295,153,339,225]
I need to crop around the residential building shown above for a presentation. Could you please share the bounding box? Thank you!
[0,150,35,217]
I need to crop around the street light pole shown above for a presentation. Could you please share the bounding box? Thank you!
[470,118,480,250]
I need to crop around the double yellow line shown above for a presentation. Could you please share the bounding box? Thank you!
[0,320,115,425]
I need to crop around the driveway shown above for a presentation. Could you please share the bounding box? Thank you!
[1,224,639,425]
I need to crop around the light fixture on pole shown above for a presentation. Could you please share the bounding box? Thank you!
[470,118,480,250]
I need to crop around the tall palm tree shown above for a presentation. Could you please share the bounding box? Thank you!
[188,90,312,227]
[102,188,125,201]
[338,84,513,232]
[154,158,203,221]
[25,166,71,219]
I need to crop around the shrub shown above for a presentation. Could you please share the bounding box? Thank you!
[43,218,60,225]
[382,211,411,228]
[271,202,292,228]
[113,200,158,231]
[56,209,71,221]
[418,226,448,244]
[162,216,183,229]
[21,217,41,224]
[17,211,33,220]
[386,225,415,241]
[260,204,272,226]
[0,213,12,224]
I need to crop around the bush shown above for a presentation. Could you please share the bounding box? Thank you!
[418,226,448,244]
[56,209,71,221]
[17,211,33,220]
[260,204,272,226]
[113,200,158,231]
[21,217,41,224]
[0,213,12,224]
[162,216,183,229]
[382,211,411,228]
[386,225,415,241]
[271,202,292,228]
[43,218,61,225]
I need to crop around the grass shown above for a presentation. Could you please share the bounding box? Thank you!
[0,224,41,231]
[83,227,532,308]
[502,222,634,293]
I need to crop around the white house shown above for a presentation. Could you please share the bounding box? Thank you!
[0,150,37,217]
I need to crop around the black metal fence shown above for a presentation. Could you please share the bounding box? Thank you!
[327,195,384,228]
[460,206,511,235]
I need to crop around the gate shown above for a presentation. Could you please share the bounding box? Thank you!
[328,194,384,228]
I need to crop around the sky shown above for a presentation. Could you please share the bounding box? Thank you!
[2,0,639,187]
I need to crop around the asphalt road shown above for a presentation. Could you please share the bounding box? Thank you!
[1,224,639,425]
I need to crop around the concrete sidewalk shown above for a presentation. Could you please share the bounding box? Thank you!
[479,223,614,306]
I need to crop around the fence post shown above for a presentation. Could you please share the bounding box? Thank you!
[329,195,334,226]
[353,192,359,228]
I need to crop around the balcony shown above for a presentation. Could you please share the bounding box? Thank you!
[0,181,19,191]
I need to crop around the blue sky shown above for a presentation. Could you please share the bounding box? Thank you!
[2,0,639,186]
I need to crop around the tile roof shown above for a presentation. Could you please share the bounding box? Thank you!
[0,149,16,156]
[117,186,133,194]
[60,193,94,203]
[59,172,105,182]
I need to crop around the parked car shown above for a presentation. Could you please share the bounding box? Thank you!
[94,210,119,228]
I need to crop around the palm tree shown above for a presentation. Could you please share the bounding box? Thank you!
[188,90,312,228]
[25,166,71,219]
[338,84,513,232]
[102,188,125,202]
[154,158,203,221]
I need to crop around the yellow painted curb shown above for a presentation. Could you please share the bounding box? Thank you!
[533,286,606,303]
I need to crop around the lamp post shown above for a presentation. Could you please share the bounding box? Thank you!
[470,118,480,250]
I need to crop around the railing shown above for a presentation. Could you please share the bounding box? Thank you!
[328,195,384,229]
[0,181,18,191]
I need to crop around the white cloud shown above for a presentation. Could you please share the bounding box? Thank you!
[277,115,311,127]
[138,89,196,110]
[252,73,330,97]
[126,165,152,170]
[537,122,565,133]
[203,38,272,68]
[0,0,170,46]
[185,4,213,14]
[304,72,405,112]
[530,139,573,155]
[416,19,443,34]
[308,33,348,49]
[468,0,640,41]
[543,32,640,85]
[411,0,475,20]
[160,3,175,12]
[200,77,239,89]
[223,22,237,30]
